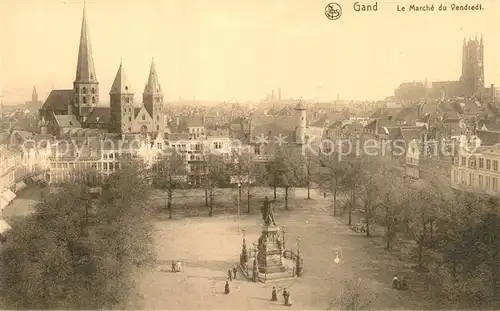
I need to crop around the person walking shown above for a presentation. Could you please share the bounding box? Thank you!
[232,265,237,279]
[271,286,278,301]
[171,260,176,272]
[284,291,292,306]
[224,280,230,294]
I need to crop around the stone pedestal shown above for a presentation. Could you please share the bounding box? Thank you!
[257,225,286,274]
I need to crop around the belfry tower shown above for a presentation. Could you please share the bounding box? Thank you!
[72,3,99,124]
[460,35,484,97]
[109,61,134,134]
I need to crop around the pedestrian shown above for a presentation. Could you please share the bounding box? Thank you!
[282,288,288,302]
[228,269,233,281]
[224,280,230,294]
[171,260,176,272]
[232,265,237,279]
[271,286,277,301]
[284,291,292,306]
[176,260,182,272]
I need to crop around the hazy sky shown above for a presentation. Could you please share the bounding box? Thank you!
[0,0,499,103]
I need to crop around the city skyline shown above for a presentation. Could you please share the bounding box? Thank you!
[0,0,499,103]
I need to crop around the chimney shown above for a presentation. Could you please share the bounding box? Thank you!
[491,84,495,99]
[278,88,282,101]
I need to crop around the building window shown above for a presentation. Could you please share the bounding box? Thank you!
[479,158,484,168]
[214,142,222,149]
[479,174,484,186]
[128,116,132,122]
[461,157,466,166]
[83,97,87,104]
[82,87,87,94]
[190,154,195,160]
[109,163,114,170]
[493,178,498,191]
[468,158,476,168]
[157,125,160,131]
[487,159,491,170]
[470,173,475,186]
[92,96,96,104]
[142,115,146,121]
[103,154,107,159]
[126,97,130,104]
[109,153,113,159]
[494,160,498,171]
[157,115,160,121]
[486,176,491,189]
[128,127,131,132]
[453,158,458,166]
[255,145,261,155]
[92,88,95,94]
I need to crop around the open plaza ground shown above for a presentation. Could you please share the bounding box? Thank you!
[134,188,434,309]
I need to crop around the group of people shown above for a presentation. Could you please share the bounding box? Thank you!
[392,274,408,290]
[171,260,182,273]
[271,286,293,306]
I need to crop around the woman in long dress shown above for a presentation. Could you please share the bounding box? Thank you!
[225,280,230,294]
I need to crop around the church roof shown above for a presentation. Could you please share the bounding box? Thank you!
[86,107,110,124]
[40,90,73,111]
[110,63,133,94]
[143,59,162,94]
[54,115,82,128]
[75,4,97,83]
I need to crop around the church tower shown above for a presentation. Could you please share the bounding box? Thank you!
[295,100,307,155]
[109,62,134,134]
[72,3,99,124]
[32,86,38,103]
[143,59,164,132]
[460,35,485,97]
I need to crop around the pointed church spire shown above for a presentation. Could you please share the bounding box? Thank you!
[110,62,133,95]
[143,59,162,94]
[32,85,38,98]
[480,34,483,45]
[75,2,97,83]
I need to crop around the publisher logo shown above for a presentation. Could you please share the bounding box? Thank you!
[325,2,342,20]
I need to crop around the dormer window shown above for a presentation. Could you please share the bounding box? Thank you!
[142,115,146,121]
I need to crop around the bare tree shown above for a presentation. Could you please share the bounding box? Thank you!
[230,149,263,213]
[318,152,348,216]
[202,153,229,216]
[151,150,187,219]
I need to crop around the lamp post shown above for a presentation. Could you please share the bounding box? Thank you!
[237,182,241,233]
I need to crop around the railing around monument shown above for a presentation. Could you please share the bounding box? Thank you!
[283,249,304,276]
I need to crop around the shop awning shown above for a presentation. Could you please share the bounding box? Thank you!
[15,181,27,192]
[0,219,12,234]
[1,189,16,204]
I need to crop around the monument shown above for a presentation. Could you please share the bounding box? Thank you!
[256,197,286,274]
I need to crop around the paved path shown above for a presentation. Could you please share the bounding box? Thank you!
[2,185,41,224]
[136,193,427,309]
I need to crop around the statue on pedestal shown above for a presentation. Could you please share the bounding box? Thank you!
[260,196,276,226]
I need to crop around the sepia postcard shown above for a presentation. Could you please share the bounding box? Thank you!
[0,0,499,310]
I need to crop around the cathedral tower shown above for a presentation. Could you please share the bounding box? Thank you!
[143,59,164,132]
[72,3,99,124]
[109,62,134,134]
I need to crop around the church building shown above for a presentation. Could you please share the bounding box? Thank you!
[39,4,168,137]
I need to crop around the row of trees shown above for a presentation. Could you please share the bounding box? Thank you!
[316,153,500,308]
[0,161,155,309]
[150,146,315,216]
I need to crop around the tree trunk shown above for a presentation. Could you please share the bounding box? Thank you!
[348,189,354,225]
[285,187,289,210]
[168,190,173,219]
[307,182,311,199]
[205,188,209,206]
[208,188,214,217]
[273,183,277,200]
[247,188,251,213]
[333,186,337,216]
[365,203,370,237]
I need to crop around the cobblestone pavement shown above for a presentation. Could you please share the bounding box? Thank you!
[136,189,428,310]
